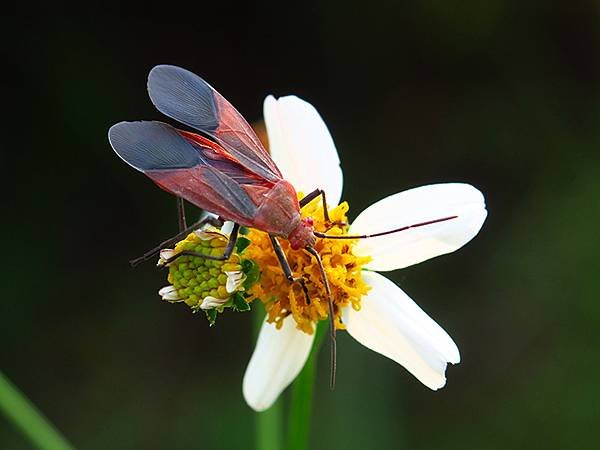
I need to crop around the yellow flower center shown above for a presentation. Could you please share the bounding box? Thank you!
[244,196,371,334]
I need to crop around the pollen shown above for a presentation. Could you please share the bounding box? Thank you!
[244,196,372,335]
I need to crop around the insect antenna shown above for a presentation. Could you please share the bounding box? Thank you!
[313,215,458,240]
[305,246,336,390]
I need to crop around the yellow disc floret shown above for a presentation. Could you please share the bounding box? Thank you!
[244,196,371,335]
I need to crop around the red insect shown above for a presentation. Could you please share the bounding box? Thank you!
[108,65,456,387]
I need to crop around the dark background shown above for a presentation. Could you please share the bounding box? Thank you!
[2,1,600,449]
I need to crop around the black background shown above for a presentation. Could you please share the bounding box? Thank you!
[2,2,600,449]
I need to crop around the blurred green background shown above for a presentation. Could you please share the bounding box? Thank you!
[2,1,599,449]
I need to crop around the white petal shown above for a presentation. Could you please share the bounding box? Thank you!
[225,271,246,293]
[343,271,459,390]
[158,249,175,266]
[200,296,229,310]
[264,95,343,205]
[351,183,487,271]
[158,285,175,296]
[158,285,182,302]
[193,228,227,241]
[159,249,175,259]
[243,315,315,411]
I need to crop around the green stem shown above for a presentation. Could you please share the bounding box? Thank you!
[0,371,75,450]
[256,399,283,450]
[286,320,327,450]
[254,308,283,450]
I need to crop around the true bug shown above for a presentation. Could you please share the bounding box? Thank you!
[108,65,456,388]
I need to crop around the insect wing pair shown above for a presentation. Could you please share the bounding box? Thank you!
[109,65,305,239]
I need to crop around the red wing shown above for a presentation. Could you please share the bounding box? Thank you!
[148,167,259,226]
[108,121,277,226]
[147,65,283,183]
[177,130,269,187]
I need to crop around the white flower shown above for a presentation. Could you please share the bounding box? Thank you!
[242,95,487,411]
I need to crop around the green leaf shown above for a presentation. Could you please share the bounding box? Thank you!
[232,292,251,312]
[240,226,250,235]
[0,371,76,450]
[205,309,217,326]
[242,259,261,290]
[235,236,251,254]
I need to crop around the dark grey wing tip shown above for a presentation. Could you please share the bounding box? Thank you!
[108,120,202,172]
[148,64,212,86]
[148,64,190,78]
[108,121,146,172]
[146,65,219,133]
[148,65,188,90]
[147,64,199,101]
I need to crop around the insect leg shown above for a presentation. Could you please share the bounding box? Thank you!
[299,189,345,226]
[176,197,187,232]
[129,215,225,267]
[305,246,337,390]
[164,223,240,265]
[269,235,310,304]
[298,188,322,208]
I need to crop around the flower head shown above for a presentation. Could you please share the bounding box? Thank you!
[244,198,371,335]
[158,226,255,324]
[242,95,487,411]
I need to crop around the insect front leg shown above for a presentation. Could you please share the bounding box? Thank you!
[269,235,310,304]
[164,223,241,265]
[130,215,225,267]
[299,189,346,226]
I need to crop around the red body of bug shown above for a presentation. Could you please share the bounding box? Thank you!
[109,65,317,250]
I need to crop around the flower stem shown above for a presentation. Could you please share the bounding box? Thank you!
[256,399,283,450]
[286,320,327,450]
[0,371,75,450]
[254,308,283,450]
